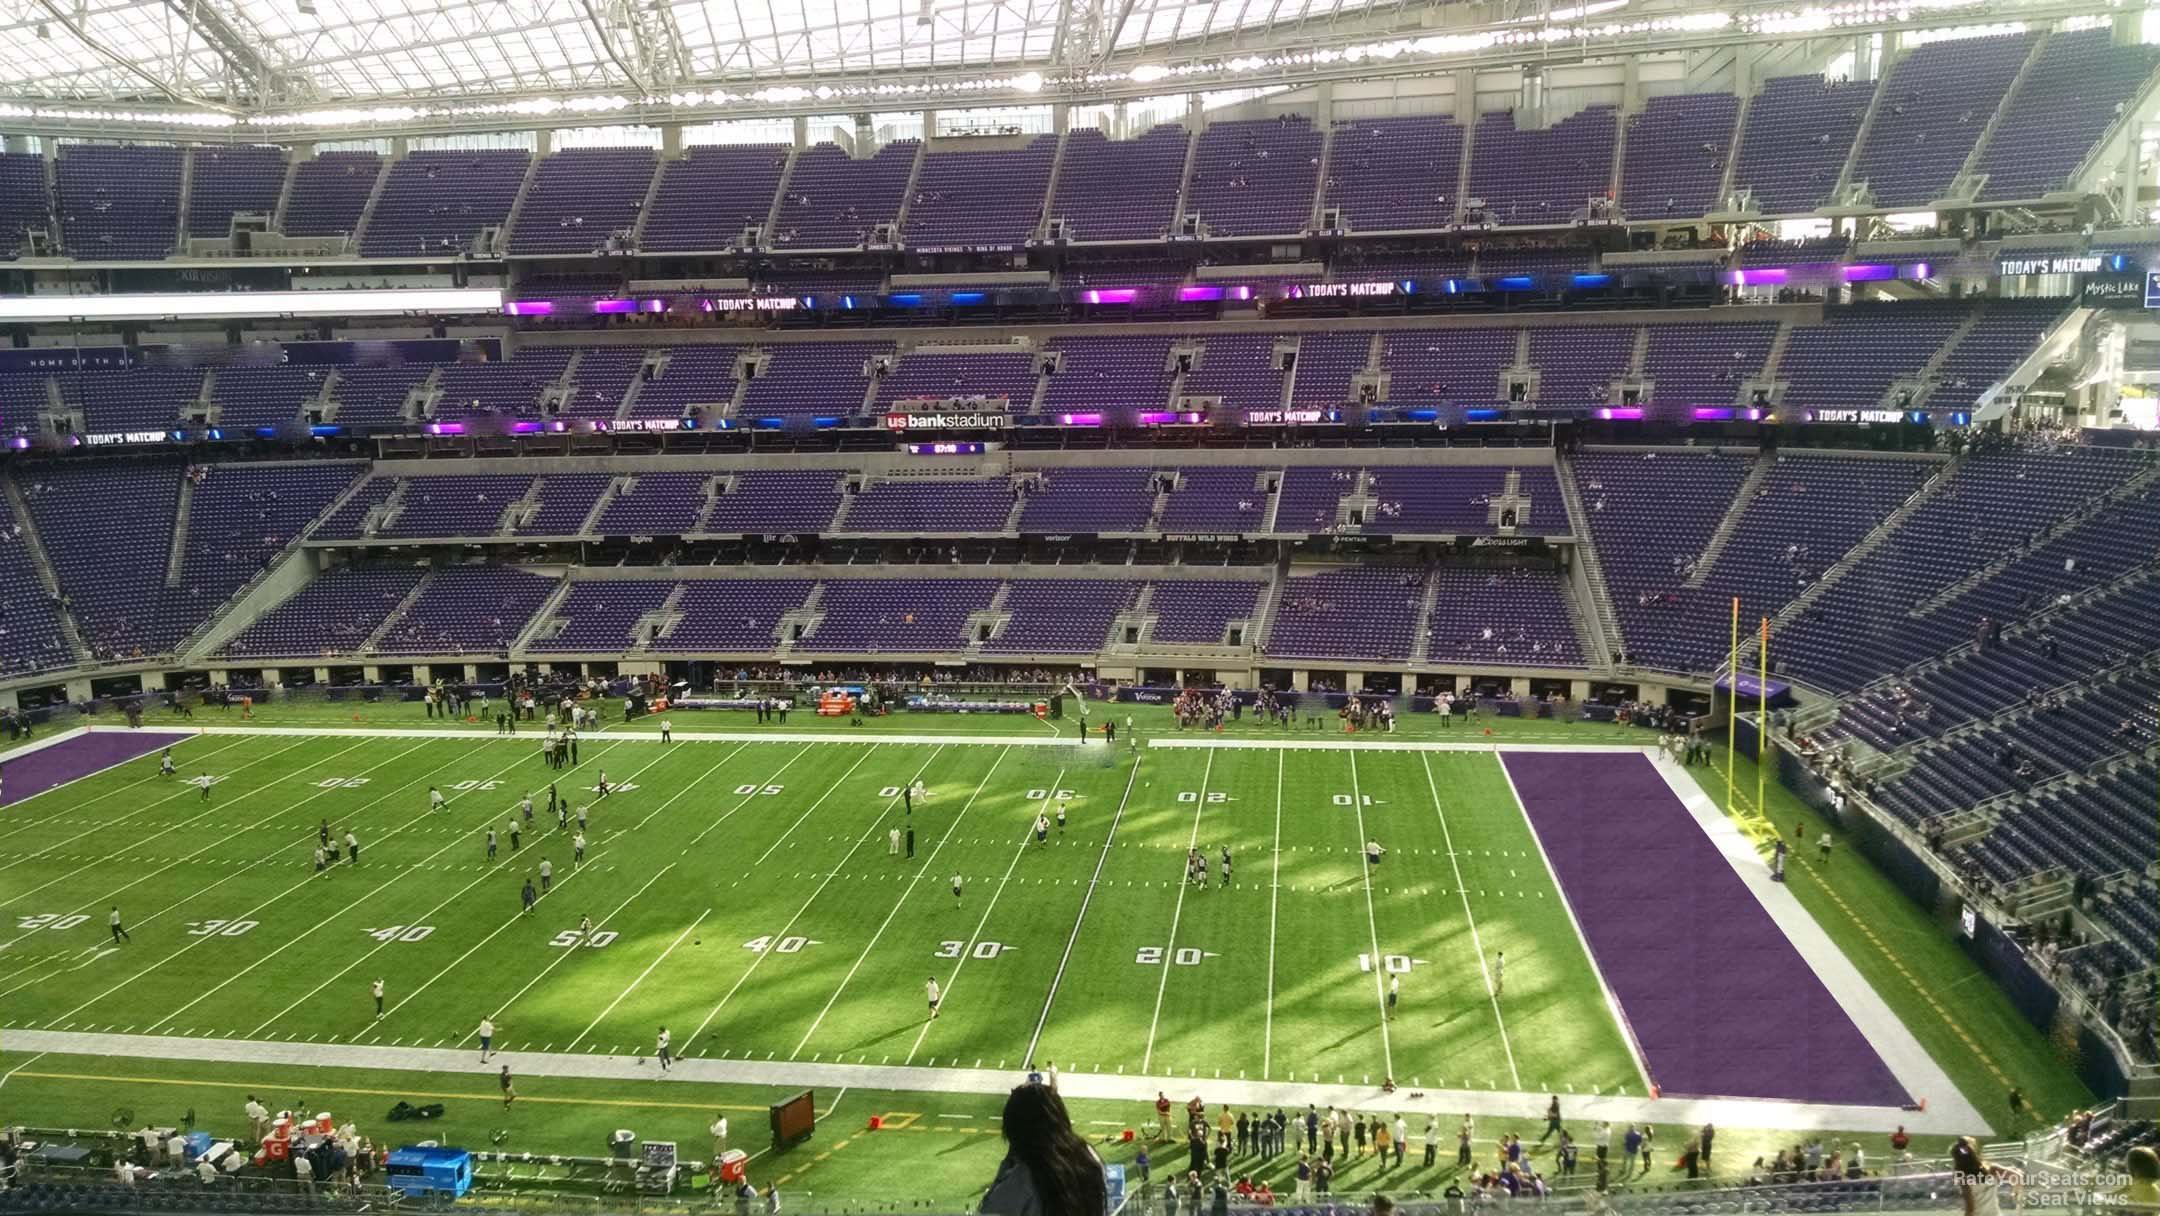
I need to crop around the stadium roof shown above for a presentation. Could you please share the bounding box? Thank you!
[0,0,1403,106]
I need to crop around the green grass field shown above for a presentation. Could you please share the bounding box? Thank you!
[0,702,2095,1209]
[0,725,1634,1093]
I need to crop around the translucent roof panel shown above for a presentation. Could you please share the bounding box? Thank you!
[0,0,1394,104]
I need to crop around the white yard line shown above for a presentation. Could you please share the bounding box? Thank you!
[373,741,787,1036]
[1492,749,1650,1096]
[565,908,710,1052]
[1022,755,1142,1067]
[1263,747,1283,1081]
[151,744,577,1033]
[1345,751,1394,1079]
[1149,739,1645,753]
[0,1050,45,1089]
[0,736,393,966]
[678,744,893,1055]
[1417,751,1521,1090]
[1139,749,1215,1074]
[481,864,677,1026]
[900,750,1060,1067]
[786,748,969,1054]
[30,739,515,1027]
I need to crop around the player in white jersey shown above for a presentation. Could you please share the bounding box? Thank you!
[159,748,174,776]
[429,786,446,811]
[925,977,942,1020]
[1034,814,1049,845]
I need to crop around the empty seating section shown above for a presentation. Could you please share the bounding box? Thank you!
[434,350,572,420]
[187,145,286,237]
[771,141,919,250]
[219,564,425,658]
[903,136,1054,249]
[509,147,656,255]
[517,473,613,536]
[372,566,558,656]
[359,149,531,257]
[1183,334,1286,410]
[1381,329,1514,416]
[1051,126,1187,241]
[1043,334,1174,414]
[177,463,363,610]
[1927,301,2065,413]
[1571,449,1752,672]
[1018,467,1155,533]
[704,471,843,534]
[329,365,433,428]
[1731,75,1874,214]
[595,472,710,534]
[874,350,1039,411]
[641,144,790,252]
[0,373,45,433]
[1148,581,1263,644]
[562,347,643,419]
[844,478,1013,532]
[529,581,673,653]
[638,348,741,419]
[1274,467,1359,533]
[0,492,71,674]
[740,343,885,419]
[1365,467,1512,535]
[1187,117,1322,237]
[0,153,49,256]
[657,580,813,651]
[1851,33,2036,208]
[1781,305,1965,411]
[1777,446,2156,689]
[1325,116,1463,232]
[1643,322,1776,415]
[283,152,383,236]
[57,144,181,258]
[1970,759,2158,885]
[1290,333,1372,407]
[1160,468,1271,533]
[1651,454,1934,671]
[1530,326,1632,407]
[379,474,534,538]
[22,463,186,658]
[806,579,997,652]
[987,580,1140,653]
[1427,567,1585,666]
[1619,93,1738,220]
[1468,107,1617,227]
[312,477,397,541]
[210,366,331,430]
[59,367,202,433]
[1266,566,1426,660]
[1977,30,2158,201]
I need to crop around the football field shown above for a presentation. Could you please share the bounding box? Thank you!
[0,725,1647,1098]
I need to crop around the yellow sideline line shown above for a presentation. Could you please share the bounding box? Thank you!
[1706,763,2014,1093]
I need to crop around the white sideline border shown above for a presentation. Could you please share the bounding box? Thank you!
[0,1027,1992,1137]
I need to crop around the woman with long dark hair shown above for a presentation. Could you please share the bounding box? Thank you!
[1951,1136,2020,1216]
[982,1083,1106,1216]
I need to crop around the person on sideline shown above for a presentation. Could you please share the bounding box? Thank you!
[979,1082,1106,1216]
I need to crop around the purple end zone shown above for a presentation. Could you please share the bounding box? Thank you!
[2,730,195,806]
[1502,750,1909,1107]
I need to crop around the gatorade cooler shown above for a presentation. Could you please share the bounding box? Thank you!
[265,1139,290,1162]
[718,1150,748,1184]
[311,1113,334,1135]
[269,1117,292,1141]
